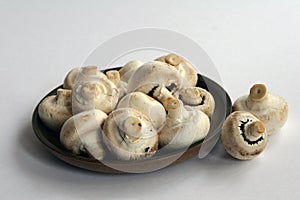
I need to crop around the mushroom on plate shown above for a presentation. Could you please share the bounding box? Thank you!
[60,109,107,160]
[72,66,119,114]
[151,85,210,149]
[119,60,144,83]
[155,53,198,87]
[221,111,268,160]
[106,70,127,99]
[179,87,215,118]
[117,92,166,131]
[127,61,189,94]
[63,66,106,89]
[102,108,158,160]
[233,84,288,134]
[38,88,72,132]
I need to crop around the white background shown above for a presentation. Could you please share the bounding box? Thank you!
[1,0,299,199]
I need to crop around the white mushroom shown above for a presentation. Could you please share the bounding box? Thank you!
[179,87,215,118]
[102,108,158,160]
[155,53,198,87]
[106,70,127,98]
[38,89,72,132]
[119,60,144,83]
[60,109,107,160]
[221,111,268,160]
[151,85,210,149]
[233,84,288,134]
[63,66,106,89]
[72,66,119,114]
[127,61,189,94]
[117,92,166,131]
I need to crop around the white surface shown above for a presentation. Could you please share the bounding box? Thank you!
[0,0,299,199]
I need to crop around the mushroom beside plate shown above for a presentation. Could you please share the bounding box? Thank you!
[32,68,232,173]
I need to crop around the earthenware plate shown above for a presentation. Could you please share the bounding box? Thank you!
[32,72,232,173]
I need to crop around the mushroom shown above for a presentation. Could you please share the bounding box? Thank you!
[221,111,268,160]
[119,60,144,83]
[38,88,72,132]
[102,108,158,160]
[233,84,288,134]
[60,109,107,160]
[117,92,166,131]
[106,70,127,98]
[155,53,198,87]
[63,66,106,89]
[127,61,189,94]
[72,66,119,114]
[179,87,215,118]
[151,85,210,149]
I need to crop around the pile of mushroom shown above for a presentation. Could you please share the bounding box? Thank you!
[38,53,215,161]
[221,83,288,160]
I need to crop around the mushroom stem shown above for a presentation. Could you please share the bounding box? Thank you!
[180,87,202,105]
[246,121,265,139]
[81,66,98,76]
[250,84,267,101]
[123,116,142,141]
[153,85,175,108]
[106,70,121,86]
[165,99,182,121]
[165,53,182,66]
[56,89,71,106]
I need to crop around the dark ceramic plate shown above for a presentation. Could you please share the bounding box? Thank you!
[32,73,232,173]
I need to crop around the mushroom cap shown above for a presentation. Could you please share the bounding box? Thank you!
[155,53,198,87]
[106,70,127,99]
[63,66,106,89]
[63,67,81,89]
[127,61,190,94]
[179,87,215,118]
[60,109,107,160]
[38,89,72,132]
[119,60,144,83]
[117,92,166,131]
[102,108,158,160]
[233,84,288,134]
[221,111,268,160]
[72,70,119,114]
[159,98,210,149]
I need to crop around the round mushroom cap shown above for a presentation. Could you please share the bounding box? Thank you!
[119,60,144,83]
[63,66,106,89]
[117,92,166,131]
[127,61,190,94]
[72,69,119,114]
[179,87,215,118]
[233,84,288,134]
[38,89,72,132]
[60,109,107,160]
[155,53,198,87]
[103,108,158,160]
[159,98,210,149]
[221,111,268,160]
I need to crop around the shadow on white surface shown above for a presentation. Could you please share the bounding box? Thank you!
[14,118,253,199]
